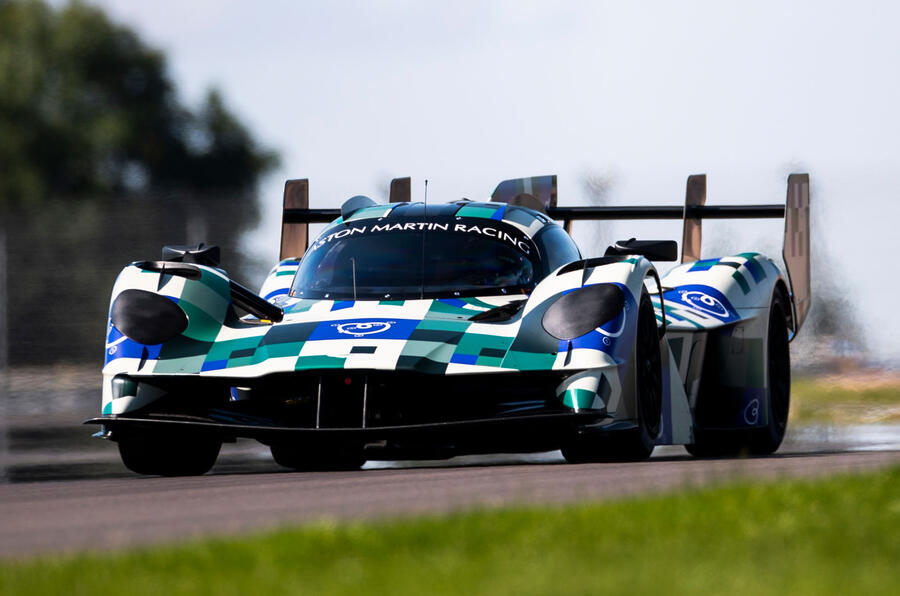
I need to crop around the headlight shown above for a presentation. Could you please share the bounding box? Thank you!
[541,283,625,340]
[110,289,188,345]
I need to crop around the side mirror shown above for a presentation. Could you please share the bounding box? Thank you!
[604,238,678,262]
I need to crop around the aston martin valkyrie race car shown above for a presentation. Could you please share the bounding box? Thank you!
[89,173,811,476]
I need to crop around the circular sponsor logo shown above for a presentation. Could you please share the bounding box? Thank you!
[335,321,393,337]
[681,290,729,318]
[743,398,760,425]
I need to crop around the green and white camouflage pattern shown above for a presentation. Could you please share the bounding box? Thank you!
[100,196,792,448]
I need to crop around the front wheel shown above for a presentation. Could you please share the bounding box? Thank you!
[562,290,662,463]
[117,430,221,476]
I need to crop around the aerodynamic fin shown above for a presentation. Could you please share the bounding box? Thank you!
[389,177,411,203]
[491,175,558,213]
[783,173,811,335]
[341,195,378,219]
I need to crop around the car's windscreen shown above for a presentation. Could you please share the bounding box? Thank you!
[291,221,538,300]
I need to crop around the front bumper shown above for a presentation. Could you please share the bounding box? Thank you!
[89,370,614,457]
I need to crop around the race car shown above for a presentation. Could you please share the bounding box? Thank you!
[88,173,811,476]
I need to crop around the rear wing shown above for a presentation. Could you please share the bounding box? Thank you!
[278,173,810,334]
[496,173,809,336]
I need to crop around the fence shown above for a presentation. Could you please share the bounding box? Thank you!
[2,193,262,365]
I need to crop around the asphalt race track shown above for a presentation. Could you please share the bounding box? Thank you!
[2,429,899,558]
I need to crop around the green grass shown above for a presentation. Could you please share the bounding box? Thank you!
[791,378,900,423]
[3,468,899,595]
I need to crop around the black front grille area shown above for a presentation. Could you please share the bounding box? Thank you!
[318,375,366,428]
[133,370,573,430]
[362,371,569,428]
[287,370,571,429]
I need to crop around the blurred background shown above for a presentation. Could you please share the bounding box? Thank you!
[1,1,897,477]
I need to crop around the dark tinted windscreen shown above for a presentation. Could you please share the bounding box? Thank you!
[292,224,537,299]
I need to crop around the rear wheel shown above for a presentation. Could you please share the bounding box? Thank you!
[562,290,662,463]
[270,443,365,471]
[748,296,791,454]
[686,290,790,457]
[117,430,221,476]
[683,430,741,458]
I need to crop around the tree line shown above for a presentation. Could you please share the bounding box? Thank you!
[0,0,278,205]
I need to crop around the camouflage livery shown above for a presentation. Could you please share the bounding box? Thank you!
[91,173,810,474]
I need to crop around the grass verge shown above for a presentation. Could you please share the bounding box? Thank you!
[2,467,899,595]
[791,377,900,423]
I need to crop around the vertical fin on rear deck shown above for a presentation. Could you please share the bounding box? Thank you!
[783,173,811,336]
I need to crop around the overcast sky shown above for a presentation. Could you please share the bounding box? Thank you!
[87,0,900,359]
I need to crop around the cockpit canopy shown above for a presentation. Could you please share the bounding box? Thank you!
[291,210,579,300]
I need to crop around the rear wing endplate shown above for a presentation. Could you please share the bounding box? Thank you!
[681,174,706,263]
[279,179,310,260]
[782,174,811,334]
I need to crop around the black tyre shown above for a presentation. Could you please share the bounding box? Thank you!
[270,443,365,471]
[683,430,741,458]
[748,295,791,454]
[686,290,791,457]
[117,430,221,476]
[562,290,662,463]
